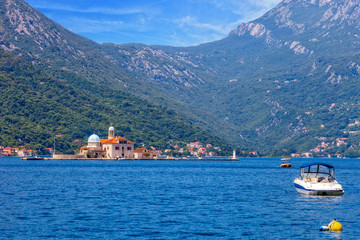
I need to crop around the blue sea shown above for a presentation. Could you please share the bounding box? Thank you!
[0,157,359,239]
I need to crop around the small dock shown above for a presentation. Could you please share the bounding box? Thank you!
[21,156,45,160]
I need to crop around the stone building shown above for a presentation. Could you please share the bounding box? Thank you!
[79,126,134,159]
[79,134,105,158]
[133,148,159,159]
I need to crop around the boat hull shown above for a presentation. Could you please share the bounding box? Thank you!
[281,163,292,168]
[294,181,344,196]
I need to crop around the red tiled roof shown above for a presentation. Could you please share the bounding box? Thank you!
[101,138,118,144]
[116,136,128,141]
[134,148,147,153]
[101,136,134,145]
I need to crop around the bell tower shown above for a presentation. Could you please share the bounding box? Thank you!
[108,126,115,139]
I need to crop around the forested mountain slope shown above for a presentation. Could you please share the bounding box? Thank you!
[0,0,234,154]
[0,49,230,154]
[3,0,360,156]
[101,0,360,155]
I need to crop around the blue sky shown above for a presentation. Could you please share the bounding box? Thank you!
[25,0,281,47]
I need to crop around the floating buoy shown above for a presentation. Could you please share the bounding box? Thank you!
[329,221,343,232]
[320,219,343,232]
[319,226,329,231]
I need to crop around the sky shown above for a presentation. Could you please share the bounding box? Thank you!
[25,0,281,47]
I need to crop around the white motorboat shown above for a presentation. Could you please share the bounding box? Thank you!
[294,163,344,196]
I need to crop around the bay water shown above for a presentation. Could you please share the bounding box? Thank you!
[1,157,359,239]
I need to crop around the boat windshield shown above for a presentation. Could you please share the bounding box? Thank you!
[300,164,335,182]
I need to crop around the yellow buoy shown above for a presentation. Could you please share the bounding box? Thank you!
[329,221,343,232]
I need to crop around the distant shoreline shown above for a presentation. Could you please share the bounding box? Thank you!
[40,157,240,161]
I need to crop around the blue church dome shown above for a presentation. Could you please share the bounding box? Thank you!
[88,134,101,143]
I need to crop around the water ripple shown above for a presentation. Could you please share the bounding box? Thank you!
[0,157,359,239]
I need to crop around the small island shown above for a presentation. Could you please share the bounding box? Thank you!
[49,126,238,161]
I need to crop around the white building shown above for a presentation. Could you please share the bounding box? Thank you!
[80,126,134,159]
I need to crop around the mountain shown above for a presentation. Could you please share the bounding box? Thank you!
[2,0,360,156]
[100,0,360,155]
[0,0,231,154]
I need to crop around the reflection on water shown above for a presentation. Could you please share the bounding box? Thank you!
[297,194,344,202]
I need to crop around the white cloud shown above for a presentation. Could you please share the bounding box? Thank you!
[207,0,281,11]
[177,16,230,35]
[62,17,156,34]
[171,0,281,46]
[252,0,282,8]
[197,0,281,20]
[172,16,244,46]
[27,0,282,46]
[28,1,152,16]
[63,18,125,33]
[167,31,223,47]
[180,0,281,34]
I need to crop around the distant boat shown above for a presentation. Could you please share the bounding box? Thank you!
[21,156,44,160]
[280,157,292,168]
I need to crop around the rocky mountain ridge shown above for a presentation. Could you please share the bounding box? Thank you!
[101,44,205,90]
[104,0,360,153]
[3,0,91,60]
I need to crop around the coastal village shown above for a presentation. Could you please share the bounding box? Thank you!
[0,126,225,159]
[62,126,226,159]
[0,125,356,159]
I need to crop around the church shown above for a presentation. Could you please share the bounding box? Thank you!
[79,126,134,159]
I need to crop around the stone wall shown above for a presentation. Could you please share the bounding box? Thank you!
[52,154,85,160]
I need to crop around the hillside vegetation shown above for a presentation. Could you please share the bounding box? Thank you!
[101,0,360,156]
[0,49,230,154]
[3,0,360,156]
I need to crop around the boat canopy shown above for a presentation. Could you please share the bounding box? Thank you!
[299,162,336,180]
[300,162,334,168]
